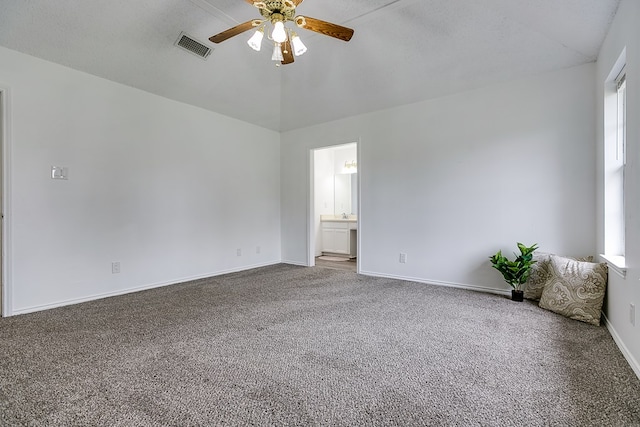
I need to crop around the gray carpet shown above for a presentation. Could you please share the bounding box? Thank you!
[1,264,639,426]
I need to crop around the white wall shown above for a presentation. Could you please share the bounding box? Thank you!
[0,46,281,315]
[282,63,596,293]
[596,0,640,377]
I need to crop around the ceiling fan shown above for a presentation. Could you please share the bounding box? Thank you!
[209,0,354,66]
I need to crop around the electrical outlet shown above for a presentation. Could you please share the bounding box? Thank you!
[112,262,121,274]
[631,303,636,326]
[256,246,261,254]
[399,253,407,264]
[51,166,69,180]
[237,248,242,257]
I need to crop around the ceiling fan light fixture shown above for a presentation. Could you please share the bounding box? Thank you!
[271,20,287,43]
[247,28,264,51]
[208,0,355,66]
[271,43,284,61]
[290,32,307,56]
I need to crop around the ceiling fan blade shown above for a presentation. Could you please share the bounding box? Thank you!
[209,19,262,44]
[281,40,295,65]
[294,16,354,42]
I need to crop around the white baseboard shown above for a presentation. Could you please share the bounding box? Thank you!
[281,259,309,267]
[603,313,640,381]
[10,260,281,316]
[358,269,511,297]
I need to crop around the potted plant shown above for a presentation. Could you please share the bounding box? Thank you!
[489,242,538,301]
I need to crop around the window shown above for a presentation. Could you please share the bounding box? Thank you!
[603,63,626,271]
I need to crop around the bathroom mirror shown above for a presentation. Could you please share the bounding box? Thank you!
[334,173,357,215]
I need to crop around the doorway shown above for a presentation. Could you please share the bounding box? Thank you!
[0,88,7,317]
[0,89,4,316]
[309,142,359,272]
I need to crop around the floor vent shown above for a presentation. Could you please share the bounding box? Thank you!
[175,32,212,59]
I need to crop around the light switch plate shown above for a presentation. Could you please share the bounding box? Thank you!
[51,166,68,180]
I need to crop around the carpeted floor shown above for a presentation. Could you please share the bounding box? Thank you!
[1,264,639,426]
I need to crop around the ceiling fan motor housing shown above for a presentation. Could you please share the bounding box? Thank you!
[258,1,297,22]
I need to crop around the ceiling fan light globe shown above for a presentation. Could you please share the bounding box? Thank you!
[271,43,284,61]
[291,35,307,56]
[247,29,264,51]
[272,21,287,43]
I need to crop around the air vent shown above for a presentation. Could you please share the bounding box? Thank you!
[175,32,212,59]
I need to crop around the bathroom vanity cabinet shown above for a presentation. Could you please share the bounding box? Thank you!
[321,220,357,258]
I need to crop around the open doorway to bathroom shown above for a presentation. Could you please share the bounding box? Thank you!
[310,142,358,273]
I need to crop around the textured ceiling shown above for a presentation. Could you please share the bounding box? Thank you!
[0,0,620,132]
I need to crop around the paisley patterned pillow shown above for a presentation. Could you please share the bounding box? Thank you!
[523,253,552,300]
[523,253,594,301]
[538,255,608,325]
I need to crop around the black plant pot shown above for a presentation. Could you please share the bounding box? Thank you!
[511,290,524,302]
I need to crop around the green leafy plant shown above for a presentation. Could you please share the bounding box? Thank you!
[489,242,538,291]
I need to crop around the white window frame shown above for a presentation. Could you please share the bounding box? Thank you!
[602,59,627,276]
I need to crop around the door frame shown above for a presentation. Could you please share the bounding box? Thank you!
[308,139,361,273]
[0,86,12,317]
